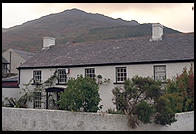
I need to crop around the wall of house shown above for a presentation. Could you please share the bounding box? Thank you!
[3,49,26,74]
[2,107,194,131]
[2,87,20,104]
[19,61,194,111]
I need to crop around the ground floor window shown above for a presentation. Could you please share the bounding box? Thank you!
[33,92,42,109]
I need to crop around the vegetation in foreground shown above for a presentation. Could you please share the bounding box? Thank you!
[111,65,194,128]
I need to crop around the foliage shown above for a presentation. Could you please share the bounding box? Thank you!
[154,96,177,125]
[160,93,184,113]
[4,96,28,108]
[58,75,102,112]
[111,65,193,128]
[135,101,154,123]
[106,108,124,114]
[96,74,110,85]
[165,65,194,112]
[112,76,162,128]
[17,70,59,108]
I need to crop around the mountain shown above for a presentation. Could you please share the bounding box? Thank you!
[2,8,180,52]
[2,28,9,32]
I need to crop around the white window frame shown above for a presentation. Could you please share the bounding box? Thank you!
[33,70,42,83]
[33,92,42,109]
[85,68,95,79]
[116,67,127,83]
[154,65,166,82]
[57,69,67,84]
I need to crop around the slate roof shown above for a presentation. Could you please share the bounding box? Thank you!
[19,33,194,68]
[2,57,9,64]
[2,75,18,82]
[12,49,35,60]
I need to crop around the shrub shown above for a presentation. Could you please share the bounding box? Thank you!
[154,96,177,125]
[154,111,176,125]
[161,93,184,113]
[135,101,153,123]
[112,76,162,128]
[58,75,102,112]
[4,96,28,108]
[166,65,194,112]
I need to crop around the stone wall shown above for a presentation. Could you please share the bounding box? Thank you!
[2,107,194,131]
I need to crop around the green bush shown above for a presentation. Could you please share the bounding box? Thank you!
[155,96,177,125]
[154,111,176,125]
[112,76,162,128]
[58,75,102,112]
[161,93,184,113]
[166,65,194,112]
[135,101,153,123]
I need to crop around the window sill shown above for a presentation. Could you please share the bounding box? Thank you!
[113,82,125,85]
[56,83,68,85]
[161,81,168,84]
[31,83,42,85]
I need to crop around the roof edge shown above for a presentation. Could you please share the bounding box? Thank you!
[17,59,194,70]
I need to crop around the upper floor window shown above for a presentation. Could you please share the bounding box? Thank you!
[33,70,41,83]
[85,68,95,79]
[154,65,166,81]
[58,69,67,84]
[33,92,41,109]
[116,67,127,83]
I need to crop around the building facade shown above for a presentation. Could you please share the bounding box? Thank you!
[19,61,193,111]
[18,24,194,111]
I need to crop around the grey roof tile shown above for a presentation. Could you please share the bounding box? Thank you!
[20,33,194,68]
[2,57,9,64]
[12,49,35,60]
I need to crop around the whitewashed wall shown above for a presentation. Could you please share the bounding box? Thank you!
[2,107,194,131]
[19,61,194,111]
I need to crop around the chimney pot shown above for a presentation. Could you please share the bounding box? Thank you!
[150,23,163,41]
[42,37,55,50]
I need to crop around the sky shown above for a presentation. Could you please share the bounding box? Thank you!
[2,3,194,33]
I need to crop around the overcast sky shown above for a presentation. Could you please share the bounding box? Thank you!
[2,3,194,33]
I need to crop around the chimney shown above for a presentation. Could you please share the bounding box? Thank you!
[42,37,55,50]
[150,23,163,41]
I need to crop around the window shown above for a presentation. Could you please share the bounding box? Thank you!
[33,70,42,83]
[85,68,95,79]
[58,69,67,84]
[116,67,127,83]
[154,65,166,81]
[2,64,8,76]
[33,92,41,109]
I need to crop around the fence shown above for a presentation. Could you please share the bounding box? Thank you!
[2,107,194,131]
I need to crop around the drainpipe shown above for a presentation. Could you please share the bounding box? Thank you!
[9,51,11,73]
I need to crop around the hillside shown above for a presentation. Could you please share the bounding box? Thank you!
[2,8,180,52]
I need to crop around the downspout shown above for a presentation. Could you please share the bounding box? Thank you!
[9,51,11,73]
[17,67,20,86]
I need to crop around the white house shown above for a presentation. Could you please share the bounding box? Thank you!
[18,24,194,111]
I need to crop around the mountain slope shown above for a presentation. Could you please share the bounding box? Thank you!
[2,8,180,52]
